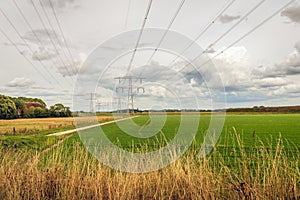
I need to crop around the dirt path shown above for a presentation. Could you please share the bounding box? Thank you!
[37,133,74,156]
[37,116,139,156]
[47,116,139,136]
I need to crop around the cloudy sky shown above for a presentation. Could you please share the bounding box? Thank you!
[0,0,300,110]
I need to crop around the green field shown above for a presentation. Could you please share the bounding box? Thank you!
[2,113,299,153]
[70,114,300,150]
[38,114,299,170]
[1,113,299,199]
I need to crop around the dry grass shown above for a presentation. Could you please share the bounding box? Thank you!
[0,133,299,200]
[0,117,114,135]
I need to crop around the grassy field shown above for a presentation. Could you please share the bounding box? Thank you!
[0,113,299,199]
[78,114,300,149]
[0,116,114,152]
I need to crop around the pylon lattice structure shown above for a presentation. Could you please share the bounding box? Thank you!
[114,76,145,113]
[90,92,96,113]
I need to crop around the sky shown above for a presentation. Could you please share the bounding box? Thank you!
[0,0,300,111]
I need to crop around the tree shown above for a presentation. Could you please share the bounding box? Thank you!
[0,95,18,119]
[11,98,25,117]
[50,103,72,117]
[23,106,36,118]
[12,99,25,110]
[34,107,50,118]
[17,97,46,107]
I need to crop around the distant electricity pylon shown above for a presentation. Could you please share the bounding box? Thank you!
[90,92,96,113]
[114,76,145,113]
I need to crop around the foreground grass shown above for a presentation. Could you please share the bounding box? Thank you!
[0,131,299,199]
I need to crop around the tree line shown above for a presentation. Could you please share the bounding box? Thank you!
[0,94,72,119]
[226,105,300,113]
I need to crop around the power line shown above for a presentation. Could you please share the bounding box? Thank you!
[90,92,96,113]
[38,0,74,73]
[126,0,154,73]
[164,0,268,77]
[205,0,267,52]
[170,0,296,86]
[30,0,75,82]
[0,26,52,86]
[12,0,43,46]
[0,6,65,88]
[124,0,132,30]
[11,0,66,87]
[168,0,236,66]
[143,0,237,83]
[48,0,78,77]
[202,0,296,69]
[171,0,267,67]
[146,0,186,64]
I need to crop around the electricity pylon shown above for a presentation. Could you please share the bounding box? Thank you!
[114,76,145,113]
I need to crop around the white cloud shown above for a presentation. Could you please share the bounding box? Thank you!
[27,0,80,9]
[213,47,252,92]
[22,29,64,46]
[274,42,300,75]
[1,0,300,108]
[32,47,57,61]
[225,42,300,85]
[57,61,80,77]
[219,14,241,23]
[56,53,86,77]
[267,83,300,96]
[205,47,216,54]
[207,45,300,102]
[7,77,35,88]
[215,46,249,64]
[254,77,288,88]
[281,3,300,23]
[251,65,284,78]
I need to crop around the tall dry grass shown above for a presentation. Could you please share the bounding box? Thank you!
[0,132,299,199]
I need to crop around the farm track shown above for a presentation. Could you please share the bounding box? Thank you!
[37,133,75,156]
[47,116,139,136]
[38,116,140,156]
